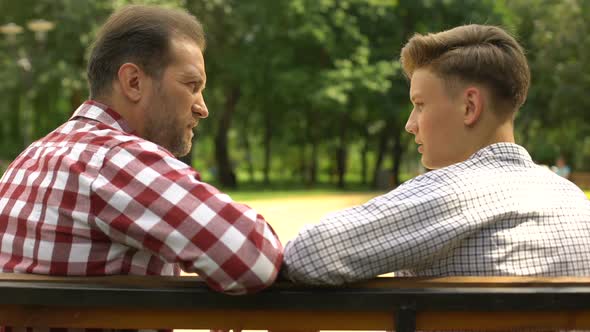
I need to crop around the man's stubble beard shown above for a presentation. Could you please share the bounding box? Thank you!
[143,90,192,157]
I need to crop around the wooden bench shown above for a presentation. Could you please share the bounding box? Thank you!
[2,274,590,331]
[571,172,590,189]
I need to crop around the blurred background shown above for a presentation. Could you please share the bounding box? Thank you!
[1,0,589,192]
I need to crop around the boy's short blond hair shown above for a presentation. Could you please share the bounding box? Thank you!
[401,24,530,114]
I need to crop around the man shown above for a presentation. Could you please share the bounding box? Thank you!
[282,24,590,284]
[0,5,282,296]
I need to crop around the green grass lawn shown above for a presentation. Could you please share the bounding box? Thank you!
[227,188,383,201]
[239,191,379,241]
[229,188,590,202]
[222,180,385,201]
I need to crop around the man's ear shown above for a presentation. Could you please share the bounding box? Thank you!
[117,63,146,103]
[463,86,484,127]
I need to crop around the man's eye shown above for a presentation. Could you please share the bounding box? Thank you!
[188,82,198,93]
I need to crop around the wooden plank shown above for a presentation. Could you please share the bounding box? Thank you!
[2,306,590,330]
[2,283,590,312]
[4,273,590,288]
[0,273,201,287]
[417,311,590,331]
[0,306,391,330]
[352,276,590,288]
[4,274,590,330]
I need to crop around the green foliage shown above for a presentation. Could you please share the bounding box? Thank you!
[1,0,587,185]
[0,0,113,158]
[508,0,590,170]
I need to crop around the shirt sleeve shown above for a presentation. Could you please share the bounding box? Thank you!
[89,140,283,294]
[282,176,470,285]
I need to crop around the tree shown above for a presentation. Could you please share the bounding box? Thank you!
[0,0,112,159]
[505,0,590,169]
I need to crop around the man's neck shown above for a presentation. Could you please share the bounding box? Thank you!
[93,94,143,136]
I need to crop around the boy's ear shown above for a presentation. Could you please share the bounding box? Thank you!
[463,86,484,127]
[117,63,146,103]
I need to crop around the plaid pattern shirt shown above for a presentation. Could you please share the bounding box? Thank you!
[0,101,283,295]
[283,143,590,284]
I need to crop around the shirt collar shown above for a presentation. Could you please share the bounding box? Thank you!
[468,142,533,163]
[70,100,136,135]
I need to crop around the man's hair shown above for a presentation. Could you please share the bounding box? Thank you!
[400,24,530,113]
[87,5,206,99]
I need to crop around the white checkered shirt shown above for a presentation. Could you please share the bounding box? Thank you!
[0,101,283,294]
[283,143,590,284]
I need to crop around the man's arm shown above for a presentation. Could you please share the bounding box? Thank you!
[282,180,468,285]
[90,140,283,294]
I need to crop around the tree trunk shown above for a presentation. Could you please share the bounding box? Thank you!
[214,86,240,188]
[361,134,369,186]
[390,127,404,187]
[372,122,391,189]
[299,144,307,183]
[336,147,346,188]
[305,107,318,186]
[263,109,272,185]
[310,141,318,186]
[243,133,255,182]
[336,113,349,189]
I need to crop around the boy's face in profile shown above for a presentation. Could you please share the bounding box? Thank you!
[405,68,468,170]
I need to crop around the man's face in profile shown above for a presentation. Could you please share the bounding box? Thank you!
[143,38,209,157]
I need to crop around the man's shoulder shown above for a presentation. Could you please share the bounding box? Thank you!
[50,118,163,155]
[24,119,175,171]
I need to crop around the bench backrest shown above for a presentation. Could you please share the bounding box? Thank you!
[2,274,590,331]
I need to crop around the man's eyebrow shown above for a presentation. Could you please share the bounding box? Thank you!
[194,77,205,86]
[180,70,203,81]
[184,74,202,82]
[184,75,205,88]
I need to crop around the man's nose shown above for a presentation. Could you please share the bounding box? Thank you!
[192,102,208,119]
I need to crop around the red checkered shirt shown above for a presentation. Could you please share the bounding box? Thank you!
[0,100,283,295]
